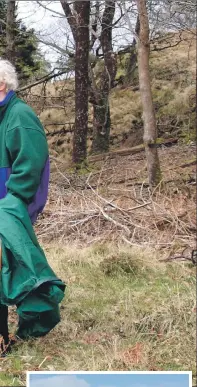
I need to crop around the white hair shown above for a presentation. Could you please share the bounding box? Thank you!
[0,59,19,91]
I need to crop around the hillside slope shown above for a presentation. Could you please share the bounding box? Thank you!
[23,31,196,159]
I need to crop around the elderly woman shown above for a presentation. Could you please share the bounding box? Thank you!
[0,59,65,356]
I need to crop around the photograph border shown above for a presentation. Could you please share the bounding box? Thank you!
[27,370,192,387]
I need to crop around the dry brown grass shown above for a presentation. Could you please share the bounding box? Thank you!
[110,88,141,135]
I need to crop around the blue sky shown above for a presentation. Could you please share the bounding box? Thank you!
[29,373,190,387]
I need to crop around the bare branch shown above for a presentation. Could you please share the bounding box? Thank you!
[37,37,70,56]
[17,69,69,93]
[36,1,65,18]
[60,0,77,41]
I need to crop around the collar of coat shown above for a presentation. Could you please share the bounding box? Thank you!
[0,91,16,123]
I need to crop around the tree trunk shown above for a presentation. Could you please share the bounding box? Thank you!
[90,0,117,154]
[72,1,90,164]
[5,0,15,63]
[91,102,111,153]
[124,41,137,86]
[136,0,162,188]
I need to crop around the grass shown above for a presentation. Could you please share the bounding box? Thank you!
[1,244,195,385]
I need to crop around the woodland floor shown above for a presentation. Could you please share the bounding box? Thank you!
[0,143,196,386]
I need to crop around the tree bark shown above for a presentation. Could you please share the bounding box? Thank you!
[72,1,90,164]
[60,1,90,165]
[92,102,111,153]
[136,0,162,188]
[124,41,137,86]
[60,0,77,41]
[5,0,16,63]
[90,0,117,154]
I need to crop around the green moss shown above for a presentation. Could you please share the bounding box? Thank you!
[115,53,130,80]
[68,161,97,175]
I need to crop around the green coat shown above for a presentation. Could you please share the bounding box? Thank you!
[0,92,65,339]
[0,91,65,339]
[0,92,49,206]
[0,193,65,339]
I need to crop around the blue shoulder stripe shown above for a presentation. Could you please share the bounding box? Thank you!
[0,167,11,199]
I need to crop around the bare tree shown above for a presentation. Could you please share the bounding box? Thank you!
[58,1,117,156]
[72,1,90,165]
[60,1,90,165]
[17,0,194,167]
[5,0,16,63]
[133,0,161,187]
[90,0,117,154]
[136,0,161,187]
[123,0,161,187]
[32,2,125,157]
[148,0,196,35]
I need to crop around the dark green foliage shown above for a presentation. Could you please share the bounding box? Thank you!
[0,0,48,82]
[0,0,6,51]
[0,0,6,20]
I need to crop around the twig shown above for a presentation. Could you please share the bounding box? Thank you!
[38,356,51,369]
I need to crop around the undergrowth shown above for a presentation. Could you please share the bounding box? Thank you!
[1,245,195,385]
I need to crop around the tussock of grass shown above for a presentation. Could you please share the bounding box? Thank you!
[110,89,141,134]
[2,244,195,384]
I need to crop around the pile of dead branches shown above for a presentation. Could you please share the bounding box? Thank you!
[35,164,196,256]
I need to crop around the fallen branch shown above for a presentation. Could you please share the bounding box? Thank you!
[88,138,178,162]
[99,206,131,235]
[179,159,197,168]
[160,251,197,265]
[46,127,73,136]
[86,181,150,229]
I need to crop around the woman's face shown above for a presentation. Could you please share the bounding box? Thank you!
[0,82,7,101]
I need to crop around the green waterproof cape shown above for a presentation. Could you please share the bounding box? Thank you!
[0,193,65,339]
